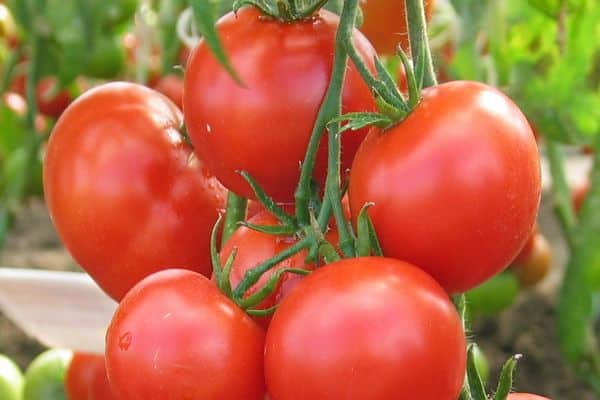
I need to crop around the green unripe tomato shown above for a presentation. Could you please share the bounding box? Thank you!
[465,272,519,316]
[0,353,24,400]
[84,36,125,79]
[23,349,72,400]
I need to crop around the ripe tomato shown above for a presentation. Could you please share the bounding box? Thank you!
[349,81,541,293]
[507,394,550,400]
[65,353,115,400]
[184,7,376,202]
[265,257,466,400]
[153,74,183,110]
[105,269,265,400]
[511,233,551,288]
[10,76,72,118]
[360,0,435,55]
[218,211,337,328]
[44,82,226,300]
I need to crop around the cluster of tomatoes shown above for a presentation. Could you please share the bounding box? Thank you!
[38,1,553,399]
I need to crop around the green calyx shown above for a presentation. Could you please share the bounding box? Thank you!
[232,0,328,22]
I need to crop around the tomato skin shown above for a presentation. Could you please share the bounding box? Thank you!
[513,224,538,265]
[349,81,541,293]
[10,76,72,118]
[153,74,183,110]
[105,269,266,400]
[265,257,466,400]
[65,353,115,400]
[360,0,435,55]
[43,82,226,300]
[218,211,321,328]
[507,394,550,400]
[184,7,376,202]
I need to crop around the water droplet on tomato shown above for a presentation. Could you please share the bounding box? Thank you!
[119,332,132,351]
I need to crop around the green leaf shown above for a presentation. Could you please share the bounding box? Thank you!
[493,354,521,400]
[328,112,393,134]
[190,0,243,85]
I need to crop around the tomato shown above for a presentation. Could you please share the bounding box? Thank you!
[44,82,226,300]
[84,36,126,79]
[0,354,23,400]
[105,269,265,400]
[265,257,466,400]
[184,7,376,202]
[507,394,550,400]
[10,75,72,118]
[218,211,333,328]
[65,353,115,400]
[511,233,551,288]
[349,81,541,293]
[153,74,183,110]
[360,0,435,55]
[23,349,72,400]
[465,272,519,316]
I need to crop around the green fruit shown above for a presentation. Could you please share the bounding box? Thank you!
[0,354,24,400]
[23,349,72,400]
[84,36,125,79]
[465,272,519,316]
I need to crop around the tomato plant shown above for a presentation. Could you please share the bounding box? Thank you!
[105,269,265,400]
[359,0,435,55]
[349,81,541,293]
[184,7,376,201]
[43,82,226,300]
[465,272,519,316]
[511,233,552,288]
[265,257,466,400]
[65,353,115,400]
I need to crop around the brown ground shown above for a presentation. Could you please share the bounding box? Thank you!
[0,198,597,399]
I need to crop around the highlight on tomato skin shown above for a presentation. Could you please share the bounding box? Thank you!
[183,6,377,202]
[43,82,226,301]
[348,80,541,294]
[105,269,266,400]
[265,257,466,400]
[507,394,551,400]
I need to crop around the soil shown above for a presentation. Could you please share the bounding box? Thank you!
[0,197,597,399]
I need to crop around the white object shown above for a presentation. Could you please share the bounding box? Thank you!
[0,268,117,354]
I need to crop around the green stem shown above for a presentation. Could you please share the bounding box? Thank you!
[546,140,576,249]
[233,237,311,299]
[221,191,247,246]
[405,0,437,88]
[294,0,360,234]
[0,47,20,94]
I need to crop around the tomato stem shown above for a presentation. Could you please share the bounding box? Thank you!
[233,237,312,300]
[222,191,248,246]
[405,0,437,88]
[546,140,576,249]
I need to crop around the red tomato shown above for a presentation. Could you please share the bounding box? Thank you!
[43,82,226,300]
[10,76,71,118]
[507,394,550,400]
[184,7,376,202]
[218,211,334,328]
[65,353,115,400]
[105,269,265,400]
[265,257,466,400]
[153,75,183,110]
[360,0,435,55]
[349,81,541,293]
